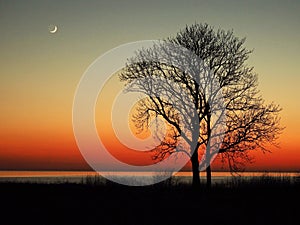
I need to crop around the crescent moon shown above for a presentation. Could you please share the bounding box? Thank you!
[49,25,58,34]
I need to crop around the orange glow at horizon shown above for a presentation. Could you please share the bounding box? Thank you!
[0,69,299,172]
[93,72,300,172]
[95,72,158,166]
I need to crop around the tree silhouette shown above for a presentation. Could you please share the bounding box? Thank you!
[120,23,282,188]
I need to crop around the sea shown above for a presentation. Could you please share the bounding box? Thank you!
[0,171,299,185]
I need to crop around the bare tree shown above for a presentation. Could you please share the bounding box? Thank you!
[120,23,282,188]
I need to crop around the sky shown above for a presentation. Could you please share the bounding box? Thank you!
[0,0,299,171]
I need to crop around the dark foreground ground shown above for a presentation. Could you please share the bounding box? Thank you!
[0,177,299,225]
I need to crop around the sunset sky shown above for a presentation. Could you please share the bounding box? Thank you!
[0,0,299,171]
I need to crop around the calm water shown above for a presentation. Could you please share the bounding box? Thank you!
[0,171,299,184]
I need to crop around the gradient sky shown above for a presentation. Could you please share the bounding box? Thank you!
[0,0,299,171]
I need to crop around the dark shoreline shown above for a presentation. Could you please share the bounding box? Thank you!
[0,177,299,225]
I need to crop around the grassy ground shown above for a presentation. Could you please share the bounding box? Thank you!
[0,175,299,225]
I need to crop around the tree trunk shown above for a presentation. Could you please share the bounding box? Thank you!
[206,112,212,189]
[206,164,212,189]
[191,150,200,188]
